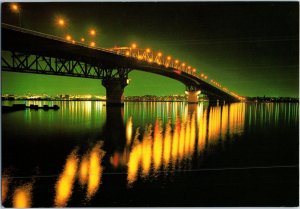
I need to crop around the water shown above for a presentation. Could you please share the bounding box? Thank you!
[2,101,299,207]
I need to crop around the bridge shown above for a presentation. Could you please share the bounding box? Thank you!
[1,23,243,105]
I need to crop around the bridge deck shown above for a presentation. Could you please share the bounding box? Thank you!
[1,23,240,102]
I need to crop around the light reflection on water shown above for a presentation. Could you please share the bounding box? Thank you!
[54,143,105,207]
[2,101,299,207]
[2,101,106,131]
[54,149,79,207]
[2,175,9,204]
[86,142,105,201]
[79,154,89,187]
[13,183,33,208]
[125,102,246,185]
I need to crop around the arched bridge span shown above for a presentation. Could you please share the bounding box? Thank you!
[1,23,241,105]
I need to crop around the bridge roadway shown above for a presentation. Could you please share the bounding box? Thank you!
[1,23,240,105]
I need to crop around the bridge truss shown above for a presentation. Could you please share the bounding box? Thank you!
[1,50,131,80]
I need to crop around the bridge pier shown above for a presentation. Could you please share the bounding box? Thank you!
[208,95,220,105]
[186,90,201,104]
[102,78,128,106]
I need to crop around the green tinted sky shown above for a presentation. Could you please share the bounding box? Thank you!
[1,2,299,97]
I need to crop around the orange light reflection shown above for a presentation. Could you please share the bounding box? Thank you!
[54,149,78,207]
[12,183,33,208]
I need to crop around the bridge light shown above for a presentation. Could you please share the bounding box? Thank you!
[138,55,142,60]
[157,52,162,57]
[204,76,208,79]
[167,56,171,60]
[72,40,75,44]
[148,58,153,63]
[125,51,130,56]
[192,68,196,73]
[11,3,19,12]
[65,35,72,41]
[89,29,96,36]
[187,66,191,70]
[146,48,151,53]
[131,43,137,49]
[181,63,186,67]
[80,38,85,42]
[90,41,96,47]
[175,60,179,64]
[57,18,65,27]
[201,73,204,77]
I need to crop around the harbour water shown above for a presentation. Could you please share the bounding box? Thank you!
[2,101,299,207]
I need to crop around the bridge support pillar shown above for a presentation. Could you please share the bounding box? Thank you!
[208,95,220,105]
[102,78,128,106]
[186,90,201,104]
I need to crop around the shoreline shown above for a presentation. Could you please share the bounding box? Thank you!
[1,99,298,103]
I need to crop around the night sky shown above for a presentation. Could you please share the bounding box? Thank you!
[1,2,299,97]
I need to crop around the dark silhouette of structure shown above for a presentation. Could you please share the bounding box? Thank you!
[2,23,241,105]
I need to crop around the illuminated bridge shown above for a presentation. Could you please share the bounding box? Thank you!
[1,23,243,105]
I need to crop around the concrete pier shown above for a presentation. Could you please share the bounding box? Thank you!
[187,90,200,104]
[102,78,127,106]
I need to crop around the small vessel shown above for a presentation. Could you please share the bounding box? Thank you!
[2,104,60,112]
[43,105,50,110]
[29,104,39,110]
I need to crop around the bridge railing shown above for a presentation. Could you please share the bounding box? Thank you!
[1,23,118,55]
[2,23,201,76]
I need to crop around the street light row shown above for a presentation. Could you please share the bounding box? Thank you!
[111,43,244,100]
[210,80,244,100]
[64,34,96,47]
[9,3,97,47]
[56,17,97,47]
[110,43,206,77]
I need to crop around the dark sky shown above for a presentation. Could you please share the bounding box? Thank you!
[1,2,299,97]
